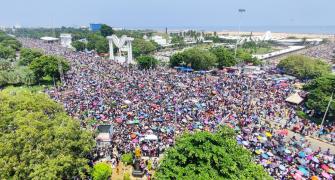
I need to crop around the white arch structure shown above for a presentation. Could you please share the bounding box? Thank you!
[107,35,134,64]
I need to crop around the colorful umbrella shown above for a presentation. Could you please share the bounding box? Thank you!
[242,141,249,146]
[115,118,123,123]
[261,153,269,159]
[311,176,319,180]
[321,164,330,171]
[298,151,306,158]
[312,157,319,163]
[267,152,274,157]
[255,149,262,155]
[298,166,309,176]
[321,171,331,179]
[265,132,272,137]
[293,172,302,180]
[279,165,286,171]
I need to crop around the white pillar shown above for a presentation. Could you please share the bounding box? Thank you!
[60,34,72,48]
[107,36,114,60]
[127,39,133,64]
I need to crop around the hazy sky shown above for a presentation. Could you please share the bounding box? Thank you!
[1,0,334,28]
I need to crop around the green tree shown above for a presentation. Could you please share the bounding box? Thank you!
[155,126,272,180]
[19,48,43,66]
[91,162,112,180]
[0,59,13,71]
[72,40,87,52]
[137,55,158,69]
[87,33,105,51]
[169,48,217,70]
[100,24,114,37]
[0,45,16,59]
[171,36,184,44]
[95,39,109,54]
[277,55,331,79]
[303,74,335,119]
[29,55,70,82]
[121,153,133,166]
[211,47,236,68]
[132,38,158,58]
[0,39,22,51]
[169,52,186,67]
[0,88,95,179]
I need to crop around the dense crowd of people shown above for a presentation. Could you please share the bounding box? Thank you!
[302,42,335,63]
[20,38,334,179]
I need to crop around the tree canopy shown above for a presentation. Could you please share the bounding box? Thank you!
[132,38,158,58]
[29,55,70,82]
[0,31,21,51]
[155,126,272,180]
[136,55,158,69]
[91,162,112,180]
[210,47,236,68]
[303,74,335,119]
[277,55,331,79]
[72,40,87,52]
[170,48,217,70]
[86,33,109,54]
[0,88,95,179]
[100,24,114,37]
[19,48,43,66]
[0,44,16,59]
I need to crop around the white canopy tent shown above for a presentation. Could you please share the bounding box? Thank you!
[40,37,59,42]
[140,134,158,142]
[286,93,304,104]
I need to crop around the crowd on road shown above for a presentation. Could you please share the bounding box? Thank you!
[20,38,335,179]
[302,42,335,63]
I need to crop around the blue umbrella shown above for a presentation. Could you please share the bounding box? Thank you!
[261,153,269,159]
[298,166,309,176]
[298,151,306,158]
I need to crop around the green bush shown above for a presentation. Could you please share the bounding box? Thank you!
[121,153,133,166]
[92,162,112,180]
[0,45,16,59]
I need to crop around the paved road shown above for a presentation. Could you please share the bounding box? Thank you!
[263,119,335,153]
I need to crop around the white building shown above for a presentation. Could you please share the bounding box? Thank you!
[150,35,169,46]
[60,33,72,48]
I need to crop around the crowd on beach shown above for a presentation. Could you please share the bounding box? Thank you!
[19,38,334,179]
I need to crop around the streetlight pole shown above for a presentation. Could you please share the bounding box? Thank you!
[234,9,246,62]
[319,91,334,136]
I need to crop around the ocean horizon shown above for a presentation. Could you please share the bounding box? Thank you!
[124,25,335,35]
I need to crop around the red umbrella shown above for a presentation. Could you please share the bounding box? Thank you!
[321,164,330,171]
[277,129,289,136]
[115,118,123,123]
